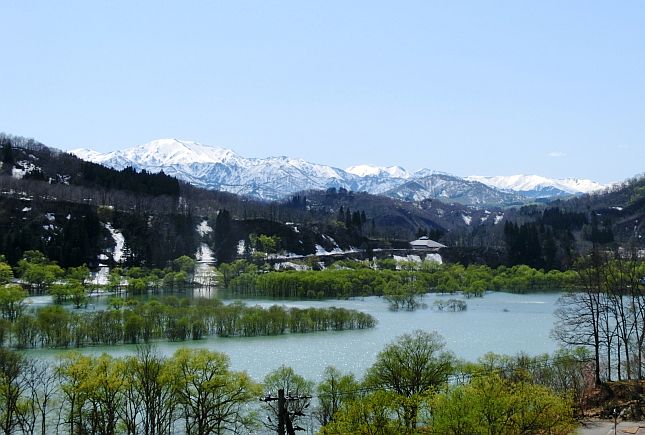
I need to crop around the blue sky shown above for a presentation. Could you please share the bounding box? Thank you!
[1,1,643,183]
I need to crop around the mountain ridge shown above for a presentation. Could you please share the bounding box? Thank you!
[71,139,606,206]
[467,174,606,197]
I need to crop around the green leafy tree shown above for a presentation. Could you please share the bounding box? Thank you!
[172,256,196,283]
[56,352,93,435]
[81,354,127,435]
[66,265,91,286]
[0,284,27,322]
[315,366,359,426]
[167,348,261,434]
[107,268,124,293]
[126,267,146,279]
[365,330,455,428]
[123,346,176,435]
[218,260,254,288]
[320,390,413,435]
[376,259,397,271]
[0,263,13,285]
[12,315,38,349]
[128,278,148,295]
[122,311,144,344]
[50,281,87,308]
[0,348,27,434]
[37,306,72,347]
[255,234,280,254]
[430,374,576,434]
[49,283,72,304]
[383,281,425,311]
[162,272,176,290]
[17,255,64,295]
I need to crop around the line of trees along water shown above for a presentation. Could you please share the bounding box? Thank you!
[0,296,375,350]
[224,259,578,299]
[0,331,585,434]
[1,252,375,349]
[3,250,578,308]
[4,246,579,297]
[7,246,645,362]
[0,249,583,350]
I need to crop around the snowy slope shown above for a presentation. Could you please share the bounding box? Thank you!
[72,139,239,168]
[346,164,411,179]
[385,173,526,206]
[72,139,357,200]
[466,175,606,197]
[71,139,606,206]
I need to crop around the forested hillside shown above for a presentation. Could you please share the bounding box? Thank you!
[494,176,645,270]
[1,133,643,270]
[0,134,468,267]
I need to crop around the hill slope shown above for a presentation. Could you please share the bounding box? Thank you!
[1,134,478,266]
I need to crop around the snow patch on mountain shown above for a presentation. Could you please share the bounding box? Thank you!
[467,175,605,195]
[196,243,214,263]
[346,164,411,179]
[91,267,110,286]
[237,240,246,256]
[104,223,125,263]
[12,161,39,179]
[274,262,310,271]
[196,220,212,237]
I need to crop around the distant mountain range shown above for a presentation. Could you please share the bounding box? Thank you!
[71,139,606,206]
[466,175,606,199]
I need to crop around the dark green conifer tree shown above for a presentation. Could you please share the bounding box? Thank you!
[1,140,14,165]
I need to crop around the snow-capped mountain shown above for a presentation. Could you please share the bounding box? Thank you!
[72,139,239,168]
[71,139,605,206]
[466,175,605,198]
[346,164,411,179]
[385,173,527,206]
[73,139,352,199]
